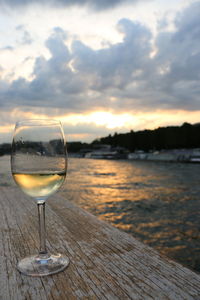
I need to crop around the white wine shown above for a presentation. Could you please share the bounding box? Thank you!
[13,171,66,198]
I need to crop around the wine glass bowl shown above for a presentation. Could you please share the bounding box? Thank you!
[11,119,69,276]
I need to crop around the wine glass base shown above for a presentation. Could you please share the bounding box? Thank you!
[17,253,69,277]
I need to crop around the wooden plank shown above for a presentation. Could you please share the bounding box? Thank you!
[0,186,199,300]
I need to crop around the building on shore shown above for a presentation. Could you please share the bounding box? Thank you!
[128,149,200,163]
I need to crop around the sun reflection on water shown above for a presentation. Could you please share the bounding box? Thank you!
[63,158,200,272]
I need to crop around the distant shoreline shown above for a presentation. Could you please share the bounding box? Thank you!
[69,148,200,163]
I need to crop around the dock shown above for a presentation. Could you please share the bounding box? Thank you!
[0,186,200,299]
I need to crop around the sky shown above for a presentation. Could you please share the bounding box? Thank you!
[0,0,200,143]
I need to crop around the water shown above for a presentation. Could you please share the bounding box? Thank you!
[2,156,200,272]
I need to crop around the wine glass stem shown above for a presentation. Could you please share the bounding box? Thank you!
[37,202,48,256]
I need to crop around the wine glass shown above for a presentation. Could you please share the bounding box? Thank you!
[11,119,69,276]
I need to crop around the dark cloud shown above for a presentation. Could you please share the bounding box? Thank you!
[72,18,152,90]
[0,2,200,115]
[0,27,90,112]
[0,0,136,11]
[151,1,200,110]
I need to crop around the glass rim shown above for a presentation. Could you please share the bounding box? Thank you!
[15,119,62,127]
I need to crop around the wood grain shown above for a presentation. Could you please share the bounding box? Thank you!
[0,186,199,299]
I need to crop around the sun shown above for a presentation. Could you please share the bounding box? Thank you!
[86,112,134,129]
[59,111,137,129]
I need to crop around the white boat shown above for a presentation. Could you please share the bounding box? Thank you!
[189,156,200,163]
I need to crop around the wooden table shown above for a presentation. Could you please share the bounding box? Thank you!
[0,186,199,299]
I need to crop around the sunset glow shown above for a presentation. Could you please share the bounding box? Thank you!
[0,0,199,143]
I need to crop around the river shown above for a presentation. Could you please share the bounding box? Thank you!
[1,155,200,272]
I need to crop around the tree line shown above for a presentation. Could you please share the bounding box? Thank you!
[1,122,200,155]
[92,122,200,152]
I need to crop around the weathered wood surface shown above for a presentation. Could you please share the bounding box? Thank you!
[0,186,199,300]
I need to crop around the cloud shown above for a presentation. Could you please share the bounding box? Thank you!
[0,0,137,11]
[0,21,153,112]
[151,1,200,110]
[72,18,152,89]
[62,120,130,142]
[0,2,200,117]
[16,25,33,45]
[0,46,14,51]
